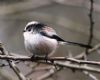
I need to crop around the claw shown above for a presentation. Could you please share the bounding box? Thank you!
[31,54,37,61]
[45,55,48,63]
[44,55,48,63]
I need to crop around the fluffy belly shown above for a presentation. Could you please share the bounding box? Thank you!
[24,34,58,56]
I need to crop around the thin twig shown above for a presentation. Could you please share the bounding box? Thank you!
[86,0,94,54]
[0,48,100,74]
[0,43,100,79]
[83,71,98,80]
[38,61,100,73]
[1,55,100,66]
[88,0,94,45]
[37,66,62,80]
[0,43,26,80]
[75,43,100,59]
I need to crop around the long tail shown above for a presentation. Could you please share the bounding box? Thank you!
[40,32,92,49]
[64,40,92,48]
[51,35,92,48]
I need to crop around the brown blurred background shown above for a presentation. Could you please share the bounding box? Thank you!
[0,0,100,80]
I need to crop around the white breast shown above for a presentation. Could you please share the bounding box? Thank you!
[23,32,58,56]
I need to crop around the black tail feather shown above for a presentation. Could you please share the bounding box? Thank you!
[51,35,92,48]
[64,41,92,48]
[40,32,92,49]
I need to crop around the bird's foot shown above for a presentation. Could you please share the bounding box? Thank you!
[44,55,49,63]
[31,54,37,61]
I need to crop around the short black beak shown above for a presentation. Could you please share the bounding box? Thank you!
[23,30,26,32]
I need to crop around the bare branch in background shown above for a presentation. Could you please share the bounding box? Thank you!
[83,71,98,80]
[75,43,100,59]
[0,43,26,80]
[86,0,94,54]
[0,43,100,74]
[78,1,95,79]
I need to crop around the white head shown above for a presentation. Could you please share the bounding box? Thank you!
[23,21,47,41]
[23,21,46,33]
[24,21,38,31]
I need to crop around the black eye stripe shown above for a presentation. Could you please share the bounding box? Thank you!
[26,25,33,31]
[26,23,46,31]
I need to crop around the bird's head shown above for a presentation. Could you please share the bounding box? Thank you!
[23,21,46,33]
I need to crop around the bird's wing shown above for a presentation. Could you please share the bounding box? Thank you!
[40,26,65,41]
[41,26,57,36]
[40,27,92,48]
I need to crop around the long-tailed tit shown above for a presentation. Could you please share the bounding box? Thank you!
[23,21,92,57]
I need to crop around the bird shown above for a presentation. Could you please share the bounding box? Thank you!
[23,21,92,58]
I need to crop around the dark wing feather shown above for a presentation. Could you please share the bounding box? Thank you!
[40,31,92,48]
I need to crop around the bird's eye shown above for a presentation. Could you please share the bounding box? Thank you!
[27,28,31,31]
[26,25,32,31]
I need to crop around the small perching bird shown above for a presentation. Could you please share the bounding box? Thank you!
[23,21,92,57]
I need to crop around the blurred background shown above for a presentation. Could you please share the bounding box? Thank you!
[0,0,100,80]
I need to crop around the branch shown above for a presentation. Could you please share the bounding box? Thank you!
[1,55,100,66]
[88,0,94,45]
[86,0,94,54]
[1,43,100,79]
[37,66,62,80]
[0,43,26,80]
[0,54,100,74]
[75,43,100,59]
[38,61,100,73]
[83,71,98,80]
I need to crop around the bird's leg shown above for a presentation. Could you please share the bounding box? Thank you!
[44,54,49,63]
[31,54,37,61]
